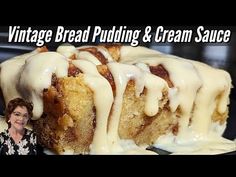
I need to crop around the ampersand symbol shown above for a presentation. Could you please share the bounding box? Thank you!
[143,26,152,42]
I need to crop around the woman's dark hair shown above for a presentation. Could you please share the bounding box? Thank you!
[5,98,33,127]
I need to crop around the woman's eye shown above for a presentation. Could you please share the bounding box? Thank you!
[15,113,20,116]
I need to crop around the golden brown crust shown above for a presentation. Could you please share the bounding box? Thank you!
[34,75,96,154]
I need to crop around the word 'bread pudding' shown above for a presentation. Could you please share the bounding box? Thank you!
[0,44,235,154]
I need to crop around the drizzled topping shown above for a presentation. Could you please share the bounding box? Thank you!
[0,49,39,105]
[18,52,69,119]
[72,60,113,154]
[57,44,78,58]
[0,44,234,154]
[119,46,203,137]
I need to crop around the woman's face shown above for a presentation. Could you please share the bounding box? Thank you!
[9,106,29,131]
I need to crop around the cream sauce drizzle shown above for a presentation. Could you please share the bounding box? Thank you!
[190,62,231,136]
[107,62,167,153]
[72,60,113,154]
[154,125,236,155]
[119,46,234,153]
[136,63,167,116]
[107,62,145,153]
[0,50,39,104]
[18,52,69,119]
[77,51,102,65]
[119,46,202,137]
[57,44,79,58]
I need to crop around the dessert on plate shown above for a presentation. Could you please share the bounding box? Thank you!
[0,44,235,154]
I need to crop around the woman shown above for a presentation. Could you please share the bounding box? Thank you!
[0,98,37,155]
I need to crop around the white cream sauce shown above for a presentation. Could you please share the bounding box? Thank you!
[18,52,69,119]
[0,50,39,105]
[72,60,113,154]
[154,130,236,155]
[57,44,79,58]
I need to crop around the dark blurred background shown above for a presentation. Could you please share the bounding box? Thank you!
[0,26,236,140]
